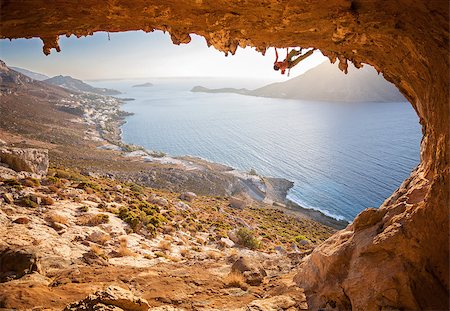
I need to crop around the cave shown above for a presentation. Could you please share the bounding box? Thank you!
[0,0,448,309]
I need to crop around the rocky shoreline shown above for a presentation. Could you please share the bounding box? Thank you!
[80,93,348,229]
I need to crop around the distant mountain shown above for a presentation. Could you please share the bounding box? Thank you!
[0,61,34,89]
[132,82,153,87]
[0,61,82,135]
[44,75,121,95]
[192,62,405,103]
[10,66,50,81]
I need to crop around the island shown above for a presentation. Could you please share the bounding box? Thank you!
[191,62,406,103]
[132,82,153,87]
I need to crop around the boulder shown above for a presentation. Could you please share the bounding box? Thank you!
[175,201,191,211]
[0,246,41,282]
[148,194,168,207]
[65,285,150,311]
[180,191,196,202]
[13,217,30,224]
[274,245,287,254]
[0,147,49,176]
[231,256,267,286]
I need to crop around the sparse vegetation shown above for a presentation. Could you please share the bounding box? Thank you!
[249,168,258,176]
[224,272,247,290]
[20,196,38,208]
[46,212,68,225]
[41,196,55,205]
[149,150,166,158]
[236,227,260,250]
[158,240,172,252]
[207,250,223,260]
[80,213,109,226]
[179,248,191,258]
[90,244,108,260]
[117,202,166,236]
[22,177,40,187]
[117,237,135,257]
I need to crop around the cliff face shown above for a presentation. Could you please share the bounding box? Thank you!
[0,0,448,309]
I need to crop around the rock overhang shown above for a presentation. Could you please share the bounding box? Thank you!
[0,0,448,309]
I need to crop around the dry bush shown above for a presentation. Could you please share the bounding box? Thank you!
[41,196,55,205]
[180,235,189,244]
[79,213,109,226]
[163,224,176,234]
[46,212,68,225]
[140,243,151,250]
[224,272,247,290]
[192,246,202,252]
[48,185,60,193]
[90,244,106,258]
[196,237,207,245]
[97,235,111,245]
[168,255,181,262]
[158,240,172,252]
[22,178,39,188]
[117,237,135,257]
[207,250,223,260]
[88,232,111,245]
[179,248,191,258]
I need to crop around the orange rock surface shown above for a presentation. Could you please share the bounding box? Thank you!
[1,1,448,309]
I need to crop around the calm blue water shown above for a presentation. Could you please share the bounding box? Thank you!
[91,78,421,221]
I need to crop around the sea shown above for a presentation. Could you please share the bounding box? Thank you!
[90,78,421,221]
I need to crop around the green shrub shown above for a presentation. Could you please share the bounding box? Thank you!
[21,197,38,208]
[4,179,21,186]
[118,206,166,235]
[249,168,258,176]
[46,176,60,184]
[129,183,143,193]
[236,228,260,250]
[77,181,101,191]
[85,213,109,225]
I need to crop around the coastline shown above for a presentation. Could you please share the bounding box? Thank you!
[88,93,349,230]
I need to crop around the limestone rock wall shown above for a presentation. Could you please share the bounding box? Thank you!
[0,0,448,309]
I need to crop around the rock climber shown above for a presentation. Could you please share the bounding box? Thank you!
[273,47,315,76]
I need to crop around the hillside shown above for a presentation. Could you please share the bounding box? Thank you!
[0,59,337,310]
[44,75,121,95]
[192,62,406,103]
[10,66,49,81]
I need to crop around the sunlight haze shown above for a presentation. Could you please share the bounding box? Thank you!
[0,30,326,81]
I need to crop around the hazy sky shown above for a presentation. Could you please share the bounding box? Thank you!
[0,30,327,81]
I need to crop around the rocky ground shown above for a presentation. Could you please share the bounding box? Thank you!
[0,150,333,310]
[0,60,347,230]
[0,61,345,310]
